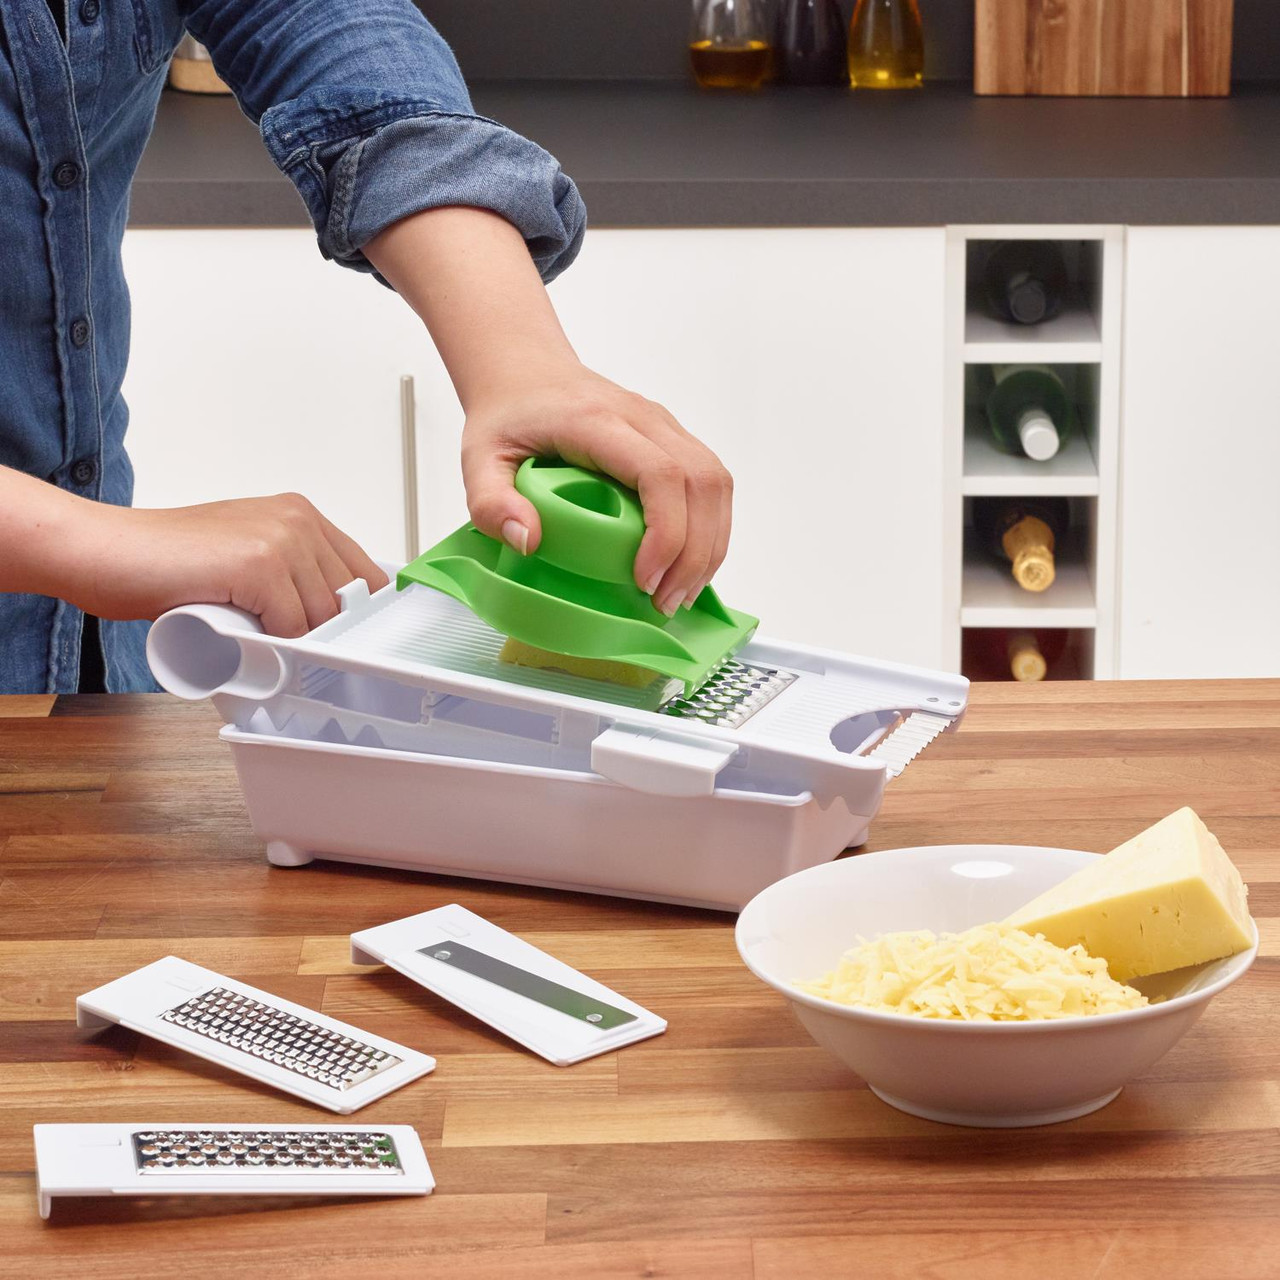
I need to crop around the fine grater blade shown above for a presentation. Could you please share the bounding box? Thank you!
[420,941,639,1030]
[865,710,952,778]
[131,1128,404,1176]
[660,660,796,729]
[160,986,402,1092]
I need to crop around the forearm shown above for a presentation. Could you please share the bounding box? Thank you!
[364,206,578,410]
[1,462,385,635]
[0,465,93,600]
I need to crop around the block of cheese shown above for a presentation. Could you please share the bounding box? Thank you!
[498,637,656,689]
[1005,808,1253,981]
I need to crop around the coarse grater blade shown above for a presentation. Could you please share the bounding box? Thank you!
[131,1128,405,1175]
[660,659,797,729]
[160,985,403,1092]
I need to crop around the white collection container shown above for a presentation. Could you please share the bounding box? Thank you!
[149,580,968,911]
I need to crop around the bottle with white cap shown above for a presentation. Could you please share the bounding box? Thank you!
[980,364,1074,462]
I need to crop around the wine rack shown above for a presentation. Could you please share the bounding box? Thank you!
[944,227,1124,680]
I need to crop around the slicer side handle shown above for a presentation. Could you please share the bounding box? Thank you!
[591,726,736,798]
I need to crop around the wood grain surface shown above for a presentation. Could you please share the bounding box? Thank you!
[2,684,1278,1278]
[975,0,1234,97]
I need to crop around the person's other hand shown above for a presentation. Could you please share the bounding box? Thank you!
[66,493,388,637]
[461,360,733,617]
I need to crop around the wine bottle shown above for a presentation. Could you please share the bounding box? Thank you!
[1006,630,1069,681]
[775,0,846,85]
[982,242,1068,326]
[980,365,1074,462]
[972,497,1070,593]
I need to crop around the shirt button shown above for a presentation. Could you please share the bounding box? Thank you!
[79,0,100,20]
[71,317,91,348]
[53,161,81,189]
[71,459,98,486]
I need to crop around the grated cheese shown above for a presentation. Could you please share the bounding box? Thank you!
[796,923,1149,1021]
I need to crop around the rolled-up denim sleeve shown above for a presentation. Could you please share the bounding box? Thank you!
[180,0,586,283]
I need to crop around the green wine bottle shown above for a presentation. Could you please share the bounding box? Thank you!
[981,365,1074,462]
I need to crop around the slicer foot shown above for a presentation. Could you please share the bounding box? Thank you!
[266,841,314,868]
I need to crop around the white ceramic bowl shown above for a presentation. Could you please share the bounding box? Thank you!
[736,845,1257,1128]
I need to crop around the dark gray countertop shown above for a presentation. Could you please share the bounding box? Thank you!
[130,80,1280,229]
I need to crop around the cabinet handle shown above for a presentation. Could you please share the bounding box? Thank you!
[400,374,419,562]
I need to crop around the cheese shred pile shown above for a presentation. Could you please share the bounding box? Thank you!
[797,923,1148,1021]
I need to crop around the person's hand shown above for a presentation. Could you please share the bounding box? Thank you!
[62,493,388,637]
[460,359,733,617]
[362,208,735,617]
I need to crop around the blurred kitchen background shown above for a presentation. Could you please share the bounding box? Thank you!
[124,1,1280,685]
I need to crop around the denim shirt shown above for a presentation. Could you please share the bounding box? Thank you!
[0,0,585,694]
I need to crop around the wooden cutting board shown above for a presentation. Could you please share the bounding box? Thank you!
[975,0,1234,96]
[3,685,1280,1276]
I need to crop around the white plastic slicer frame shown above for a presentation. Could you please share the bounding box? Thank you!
[148,578,968,910]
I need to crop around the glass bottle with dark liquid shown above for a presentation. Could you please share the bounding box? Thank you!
[690,0,772,89]
[775,0,846,86]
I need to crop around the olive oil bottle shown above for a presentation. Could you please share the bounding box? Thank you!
[690,0,772,89]
[847,0,924,89]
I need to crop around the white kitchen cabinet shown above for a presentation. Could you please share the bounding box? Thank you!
[123,226,949,668]
[547,228,949,666]
[1118,228,1280,679]
[122,229,443,563]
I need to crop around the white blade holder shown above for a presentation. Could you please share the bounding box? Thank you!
[33,1123,432,1219]
[76,956,435,1113]
[351,905,666,1066]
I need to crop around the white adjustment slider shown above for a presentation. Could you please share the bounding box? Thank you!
[337,578,372,613]
[590,726,737,797]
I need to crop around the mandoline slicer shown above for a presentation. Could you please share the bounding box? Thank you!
[147,465,969,912]
[396,458,757,697]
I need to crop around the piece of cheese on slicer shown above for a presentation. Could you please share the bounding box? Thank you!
[1005,807,1253,981]
[498,637,656,689]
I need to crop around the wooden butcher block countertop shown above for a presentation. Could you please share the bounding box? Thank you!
[1,682,1278,1279]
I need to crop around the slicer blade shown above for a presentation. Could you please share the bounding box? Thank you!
[865,711,952,778]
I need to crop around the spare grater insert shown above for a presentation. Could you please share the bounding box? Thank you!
[76,956,435,1113]
[34,1123,433,1218]
[351,905,667,1064]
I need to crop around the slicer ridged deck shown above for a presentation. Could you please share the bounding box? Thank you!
[320,586,683,710]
